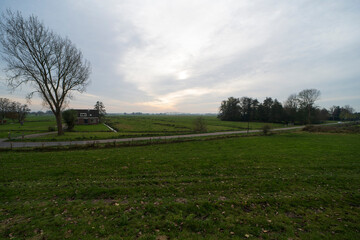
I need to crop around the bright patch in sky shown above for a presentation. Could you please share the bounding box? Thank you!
[177,71,189,80]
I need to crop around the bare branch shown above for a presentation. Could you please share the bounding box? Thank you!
[0,10,91,135]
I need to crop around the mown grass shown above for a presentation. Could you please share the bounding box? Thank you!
[73,123,111,132]
[19,131,172,142]
[107,115,284,133]
[0,116,109,140]
[1,132,359,239]
[7,115,287,142]
[0,117,57,139]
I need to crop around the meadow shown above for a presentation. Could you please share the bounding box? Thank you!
[2,115,285,141]
[107,115,284,133]
[0,115,56,139]
[1,132,359,239]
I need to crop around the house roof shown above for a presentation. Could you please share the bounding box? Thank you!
[74,109,100,118]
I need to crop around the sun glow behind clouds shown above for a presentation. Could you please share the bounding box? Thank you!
[116,1,239,94]
[177,70,189,80]
[141,87,212,111]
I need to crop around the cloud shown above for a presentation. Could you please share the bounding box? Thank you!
[1,0,360,112]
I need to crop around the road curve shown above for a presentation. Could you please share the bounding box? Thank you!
[0,125,306,149]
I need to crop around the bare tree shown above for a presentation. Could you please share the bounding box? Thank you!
[14,102,31,123]
[0,98,10,124]
[340,105,355,121]
[283,94,298,124]
[0,10,91,135]
[297,89,321,124]
[94,101,106,122]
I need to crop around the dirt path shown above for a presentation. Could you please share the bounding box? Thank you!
[0,125,306,149]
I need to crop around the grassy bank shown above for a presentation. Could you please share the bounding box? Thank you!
[1,132,359,239]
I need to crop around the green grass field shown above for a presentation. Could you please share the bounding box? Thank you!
[0,115,111,140]
[73,123,110,132]
[1,132,359,239]
[107,115,284,133]
[0,115,57,139]
[5,115,286,141]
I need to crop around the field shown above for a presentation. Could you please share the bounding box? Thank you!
[0,115,56,139]
[1,115,285,141]
[1,132,359,239]
[106,115,284,133]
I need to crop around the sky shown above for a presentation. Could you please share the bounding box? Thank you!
[1,0,360,113]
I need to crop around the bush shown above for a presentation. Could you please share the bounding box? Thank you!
[62,109,77,131]
[262,124,272,135]
[193,116,207,132]
[48,126,55,132]
[303,122,360,133]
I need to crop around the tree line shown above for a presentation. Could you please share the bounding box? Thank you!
[218,89,359,124]
[0,98,31,124]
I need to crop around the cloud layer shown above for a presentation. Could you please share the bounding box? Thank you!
[1,0,360,112]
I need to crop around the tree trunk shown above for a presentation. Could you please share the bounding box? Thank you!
[55,111,63,135]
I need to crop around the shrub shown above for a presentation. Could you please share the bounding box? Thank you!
[48,126,56,132]
[262,124,272,135]
[302,122,360,133]
[193,116,207,132]
[303,125,315,132]
[62,109,77,131]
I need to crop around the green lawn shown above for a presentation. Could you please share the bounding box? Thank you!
[1,132,359,239]
[0,117,57,139]
[0,116,110,140]
[108,115,284,133]
[20,131,170,142]
[5,115,287,142]
[73,123,111,132]
[0,120,56,132]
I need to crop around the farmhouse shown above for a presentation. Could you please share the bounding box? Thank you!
[75,109,99,125]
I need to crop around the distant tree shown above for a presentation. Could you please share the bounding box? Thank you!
[239,97,258,121]
[6,101,18,122]
[193,116,207,132]
[0,10,91,135]
[0,98,10,124]
[318,108,329,122]
[14,102,30,123]
[340,105,355,121]
[62,109,77,131]
[217,89,327,125]
[283,94,298,124]
[354,112,360,121]
[239,97,258,132]
[94,101,106,122]
[218,97,241,121]
[258,97,273,122]
[329,105,341,121]
[270,99,283,123]
[297,89,321,124]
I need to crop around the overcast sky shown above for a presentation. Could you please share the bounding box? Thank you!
[1,0,360,113]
